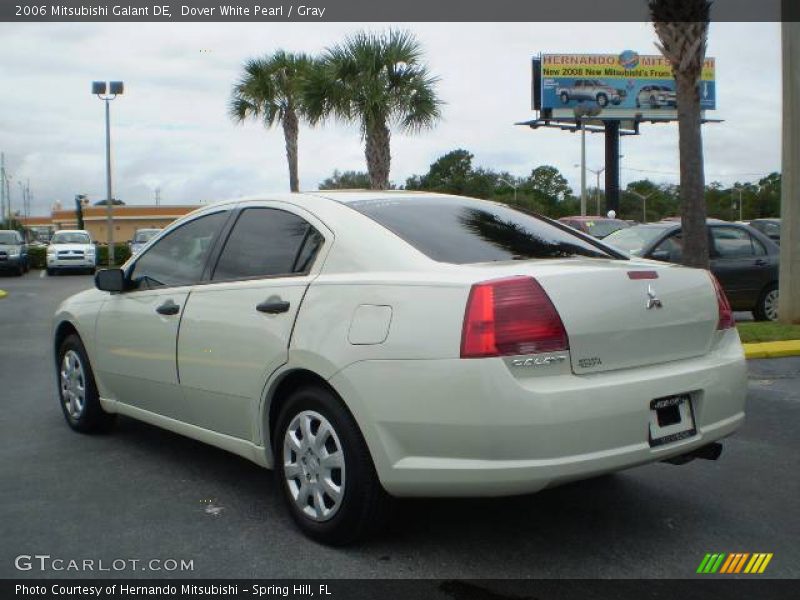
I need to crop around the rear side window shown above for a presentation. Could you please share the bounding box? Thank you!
[712,227,759,258]
[346,196,616,264]
[212,208,319,281]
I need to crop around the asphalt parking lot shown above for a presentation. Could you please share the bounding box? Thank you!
[0,271,798,580]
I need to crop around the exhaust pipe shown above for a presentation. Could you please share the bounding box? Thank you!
[663,442,723,465]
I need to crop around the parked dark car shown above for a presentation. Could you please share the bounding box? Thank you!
[747,218,781,245]
[0,230,29,276]
[558,216,631,239]
[605,221,780,321]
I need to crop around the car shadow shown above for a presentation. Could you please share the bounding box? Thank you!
[105,415,715,560]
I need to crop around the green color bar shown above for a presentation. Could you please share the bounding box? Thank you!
[710,553,726,573]
[697,554,713,573]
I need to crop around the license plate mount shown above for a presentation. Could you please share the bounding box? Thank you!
[648,393,696,447]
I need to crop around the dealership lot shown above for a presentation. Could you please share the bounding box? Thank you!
[0,272,798,579]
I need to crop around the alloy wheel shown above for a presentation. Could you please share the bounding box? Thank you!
[282,410,345,522]
[763,289,779,321]
[60,350,86,419]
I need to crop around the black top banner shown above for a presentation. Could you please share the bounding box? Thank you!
[1,0,798,22]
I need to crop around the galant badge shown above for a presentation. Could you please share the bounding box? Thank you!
[646,284,663,310]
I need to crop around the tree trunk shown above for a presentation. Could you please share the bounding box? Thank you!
[282,109,300,193]
[364,121,391,190]
[675,73,709,269]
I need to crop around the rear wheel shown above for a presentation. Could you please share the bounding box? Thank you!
[597,93,608,107]
[753,284,779,322]
[58,334,116,433]
[274,385,390,545]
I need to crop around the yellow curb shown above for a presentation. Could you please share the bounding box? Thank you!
[0,289,7,299]
[743,340,800,359]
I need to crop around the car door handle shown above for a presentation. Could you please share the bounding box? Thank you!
[754,259,768,266]
[256,298,290,314]
[156,299,181,316]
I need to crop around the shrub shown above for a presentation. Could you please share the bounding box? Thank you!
[96,243,131,267]
[27,246,46,269]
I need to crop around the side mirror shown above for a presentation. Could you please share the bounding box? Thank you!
[95,268,126,292]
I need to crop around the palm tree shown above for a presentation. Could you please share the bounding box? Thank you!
[650,0,712,269]
[230,51,314,192]
[304,30,442,190]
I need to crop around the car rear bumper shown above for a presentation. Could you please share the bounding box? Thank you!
[329,329,746,497]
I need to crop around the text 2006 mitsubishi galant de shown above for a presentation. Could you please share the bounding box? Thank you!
[53,191,746,544]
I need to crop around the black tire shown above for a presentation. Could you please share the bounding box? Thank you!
[753,283,779,322]
[596,93,608,107]
[57,334,116,433]
[560,92,569,104]
[47,268,55,276]
[15,264,24,276]
[274,384,391,545]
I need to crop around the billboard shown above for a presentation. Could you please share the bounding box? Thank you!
[535,51,716,121]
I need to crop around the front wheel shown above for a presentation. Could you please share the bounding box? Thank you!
[274,385,390,545]
[560,92,569,104]
[753,284,779,322]
[58,334,116,433]
[596,93,608,107]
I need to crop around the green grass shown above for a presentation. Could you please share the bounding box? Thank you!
[736,322,800,343]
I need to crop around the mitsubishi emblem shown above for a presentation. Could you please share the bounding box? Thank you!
[646,284,663,310]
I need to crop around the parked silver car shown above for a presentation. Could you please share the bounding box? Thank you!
[557,79,623,107]
[636,85,677,109]
[129,228,162,256]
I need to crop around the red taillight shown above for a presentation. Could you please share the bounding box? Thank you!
[710,273,735,330]
[460,276,569,358]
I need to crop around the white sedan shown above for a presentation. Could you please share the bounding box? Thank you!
[53,192,746,544]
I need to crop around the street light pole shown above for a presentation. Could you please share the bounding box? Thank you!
[580,120,587,216]
[498,178,518,205]
[93,81,124,267]
[587,167,605,215]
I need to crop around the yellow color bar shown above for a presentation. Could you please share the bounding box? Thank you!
[744,554,761,573]
[758,554,774,573]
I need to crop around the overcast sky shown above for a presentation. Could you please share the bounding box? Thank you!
[0,21,781,215]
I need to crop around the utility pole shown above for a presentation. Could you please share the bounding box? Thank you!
[779,21,800,323]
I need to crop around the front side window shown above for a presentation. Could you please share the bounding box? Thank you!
[652,233,684,262]
[129,211,227,289]
[212,208,320,281]
[346,196,617,264]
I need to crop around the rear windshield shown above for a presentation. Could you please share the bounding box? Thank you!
[346,196,618,264]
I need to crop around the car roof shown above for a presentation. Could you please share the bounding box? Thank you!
[53,229,91,234]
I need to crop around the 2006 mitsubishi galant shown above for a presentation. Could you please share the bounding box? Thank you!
[53,191,746,544]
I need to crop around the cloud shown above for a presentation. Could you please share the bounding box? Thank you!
[0,21,781,216]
